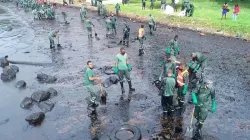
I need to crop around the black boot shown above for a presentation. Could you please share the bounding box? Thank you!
[163,111,168,118]
[50,45,53,49]
[87,103,95,111]
[120,82,125,94]
[118,40,122,45]
[193,122,203,140]
[128,81,135,91]
[139,49,142,56]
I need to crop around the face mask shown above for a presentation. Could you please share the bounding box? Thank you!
[121,52,125,55]
[192,57,197,61]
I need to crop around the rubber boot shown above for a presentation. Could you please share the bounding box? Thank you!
[128,81,135,91]
[139,49,142,56]
[120,82,125,94]
[118,40,122,45]
[50,45,53,49]
[169,106,175,117]
[87,103,95,111]
[163,111,168,118]
[92,102,99,108]
[193,122,203,140]
[126,40,129,47]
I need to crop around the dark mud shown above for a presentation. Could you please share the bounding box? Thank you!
[0,2,250,140]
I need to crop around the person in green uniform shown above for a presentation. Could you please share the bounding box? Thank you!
[97,2,101,16]
[188,52,208,90]
[189,3,194,16]
[176,63,189,109]
[47,6,55,20]
[142,0,146,10]
[137,24,146,56]
[182,0,190,11]
[114,47,135,94]
[62,11,69,24]
[48,30,59,49]
[166,35,180,58]
[191,78,216,138]
[115,3,120,17]
[191,52,208,73]
[185,3,191,16]
[148,14,156,35]
[161,70,176,117]
[150,0,155,10]
[102,5,107,18]
[85,17,95,38]
[69,0,73,4]
[118,21,130,46]
[159,54,176,81]
[110,14,117,35]
[80,5,87,22]
[85,61,101,111]
[105,16,112,37]
[94,0,97,7]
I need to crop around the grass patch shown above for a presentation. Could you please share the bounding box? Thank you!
[106,0,250,39]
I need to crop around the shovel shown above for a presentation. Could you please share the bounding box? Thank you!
[93,27,100,40]
[99,83,107,105]
[57,36,61,48]
[94,27,97,37]
[184,106,195,138]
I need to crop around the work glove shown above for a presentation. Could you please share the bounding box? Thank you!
[113,66,118,74]
[194,65,200,72]
[143,36,147,40]
[188,62,193,67]
[211,100,216,113]
[172,74,176,78]
[127,64,131,71]
[191,92,198,105]
[182,84,188,95]
[166,46,171,54]
[175,47,180,53]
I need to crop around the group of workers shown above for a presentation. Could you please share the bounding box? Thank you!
[16,0,55,20]
[43,2,213,139]
[141,0,194,17]
[157,36,216,138]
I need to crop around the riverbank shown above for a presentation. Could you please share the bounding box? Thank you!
[58,0,250,40]
[1,2,250,140]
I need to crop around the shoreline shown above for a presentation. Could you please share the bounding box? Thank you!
[55,1,249,42]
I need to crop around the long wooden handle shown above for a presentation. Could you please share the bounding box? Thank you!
[190,106,195,125]
[99,83,104,96]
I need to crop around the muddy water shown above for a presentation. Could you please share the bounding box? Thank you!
[0,2,250,140]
